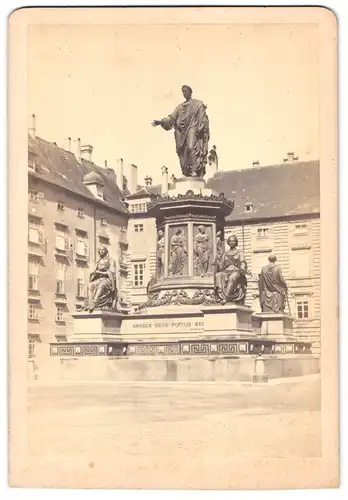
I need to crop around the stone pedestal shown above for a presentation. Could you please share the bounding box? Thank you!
[252,313,295,341]
[69,311,123,342]
[253,356,269,383]
[202,304,253,338]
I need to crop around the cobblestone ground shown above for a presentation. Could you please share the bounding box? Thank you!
[24,375,321,489]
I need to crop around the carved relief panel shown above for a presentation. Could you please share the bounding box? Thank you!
[155,227,165,279]
[168,225,188,277]
[192,224,214,276]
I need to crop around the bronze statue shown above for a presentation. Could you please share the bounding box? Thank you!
[85,246,117,312]
[214,235,247,304]
[208,145,218,167]
[169,227,187,276]
[193,225,211,276]
[258,254,288,313]
[152,85,210,177]
[156,229,165,279]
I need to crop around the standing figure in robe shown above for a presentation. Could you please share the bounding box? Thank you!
[214,235,248,304]
[258,254,288,313]
[193,225,211,276]
[156,229,165,279]
[152,85,210,177]
[169,227,187,276]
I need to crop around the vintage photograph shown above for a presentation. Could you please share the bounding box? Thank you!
[9,6,338,490]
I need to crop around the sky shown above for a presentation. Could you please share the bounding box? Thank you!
[28,23,319,185]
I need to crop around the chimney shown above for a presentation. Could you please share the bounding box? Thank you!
[29,114,36,139]
[287,152,295,163]
[161,166,168,194]
[144,175,153,186]
[73,138,81,162]
[128,163,138,194]
[116,158,124,191]
[252,160,260,168]
[81,144,93,162]
[64,137,72,152]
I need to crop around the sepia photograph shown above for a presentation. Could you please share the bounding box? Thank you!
[8,6,338,490]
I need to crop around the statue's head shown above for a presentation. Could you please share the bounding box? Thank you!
[175,227,182,235]
[98,246,108,258]
[158,229,164,237]
[268,254,277,263]
[227,235,238,249]
[182,85,193,100]
[198,225,205,234]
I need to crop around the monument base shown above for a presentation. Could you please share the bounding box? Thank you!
[68,310,123,343]
[252,313,296,341]
[46,351,319,383]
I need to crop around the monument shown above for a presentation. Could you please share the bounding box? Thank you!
[49,86,316,382]
[252,255,295,343]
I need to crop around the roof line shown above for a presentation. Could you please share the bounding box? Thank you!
[29,171,130,218]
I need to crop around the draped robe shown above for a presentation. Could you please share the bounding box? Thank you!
[214,248,247,303]
[258,263,287,313]
[170,234,187,276]
[193,232,211,275]
[87,256,117,311]
[161,98,210,177]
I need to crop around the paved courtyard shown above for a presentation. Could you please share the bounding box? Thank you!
[24,374,321,488]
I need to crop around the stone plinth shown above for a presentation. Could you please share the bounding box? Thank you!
[252,313,295,341]
[121,307,204,341]
[202,304,253,338]
[169,176,214,196]
[69,311,123,342]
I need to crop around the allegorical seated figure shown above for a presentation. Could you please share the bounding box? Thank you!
[85,246,117,313]
[258,254,288,313]
[214,235,247,304]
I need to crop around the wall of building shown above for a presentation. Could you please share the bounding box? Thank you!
[126,196,157,305]
[28,175,129,353]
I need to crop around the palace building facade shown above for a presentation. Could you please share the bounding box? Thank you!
[27,122,321,360]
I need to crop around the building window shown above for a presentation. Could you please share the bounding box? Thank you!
[296,299,309,319]
[257,227,269,238]
[57,201,65,211]
[133,263,145,286]
[244,202,253,213]
[294,223,309,235]
[28,260,39,290]
[29,189,39,202]
[290,249,311,278]
[56,306,64,322]
[134,224,144,232]
[28,335,37,358]
[100,217,107,226]
[28,303,39,320]
[77,278,84,298]
[56,261,66,294]
[28,220,44,244]
[76,237,88,257]
[131,202,147,213]
[55,228,69,251]
[77,207,84,218]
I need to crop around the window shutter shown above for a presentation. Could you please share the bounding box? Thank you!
[84,242,89,257]
[38,230,44,244]
[64,237,70,251]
